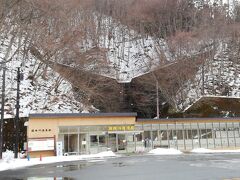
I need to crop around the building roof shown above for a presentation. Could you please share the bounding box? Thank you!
[137,117,240,122]
[29,112,138,118]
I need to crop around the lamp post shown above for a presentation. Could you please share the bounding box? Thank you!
[0,63,6,159]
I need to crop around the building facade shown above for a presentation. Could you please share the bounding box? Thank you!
[27,113,240,157]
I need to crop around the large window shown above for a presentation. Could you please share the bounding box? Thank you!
[69,134,78,152]
[90,135,107,147]
[135,132,143,142]
[90,135,98,147]
[99,135,106,146]
[64,135,69,152]
[152,131,158,141]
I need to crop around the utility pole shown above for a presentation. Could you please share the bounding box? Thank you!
[14,67,22,159]
[156,80,159,119]
[0,64,6,159]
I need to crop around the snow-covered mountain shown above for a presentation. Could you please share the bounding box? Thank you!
[176,40,240,111]
[0,43,94,119]
[0,14,174,118]
[56,15,174,83]
[2,4,240,119]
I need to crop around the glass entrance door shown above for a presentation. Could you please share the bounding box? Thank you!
[79,134,87,154]
[108,134,117,152]
[118,134,126,151]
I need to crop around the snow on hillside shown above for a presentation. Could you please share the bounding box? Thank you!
[60,15,174,83]
[195,0,237,10]
[0,44,92,119]
[1,14,174,118]
[100,22,173,82]
[176,40,240,111]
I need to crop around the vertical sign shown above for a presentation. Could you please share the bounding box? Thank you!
[56,141,63,156]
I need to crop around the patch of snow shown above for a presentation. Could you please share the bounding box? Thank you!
[148,148,183,155]
[2,150,14,163]
[0,150,117,172]
[95,151,116,157]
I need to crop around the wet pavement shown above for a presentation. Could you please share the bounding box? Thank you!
[1,153,240,180]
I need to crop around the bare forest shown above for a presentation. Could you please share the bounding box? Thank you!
[1,0,240,118]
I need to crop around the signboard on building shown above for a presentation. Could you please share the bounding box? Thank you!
[28,138,54,152]
[108,125,135,131]
[56,141,63,156]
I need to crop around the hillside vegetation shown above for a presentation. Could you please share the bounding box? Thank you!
[1,0,240,117]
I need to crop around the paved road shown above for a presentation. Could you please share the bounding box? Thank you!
[1,153,240,180]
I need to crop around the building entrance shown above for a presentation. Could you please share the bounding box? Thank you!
[62,133,87,155]
[108,134,117,152]
[108,133,128,152]
[117,134,127,151]
[59,126,141,154]
[79,134,87,154]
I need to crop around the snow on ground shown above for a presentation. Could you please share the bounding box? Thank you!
[191,148,240,153]
[0,150,117,172]
[148,148,183,155]
[2,148,240,171]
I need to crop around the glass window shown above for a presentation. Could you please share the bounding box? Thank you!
[135,125,144,131]
[176,130,183,140]
[144,131,151,139]
[64,134,69,152]
[59,127,69,134]
[152,131,158,141]
[152,124,160,131]
[69,134,78,152]
[90,135,98,147]
[135,132,143,142]
[99,135,106,146]
[160,130,168,140]
[68,127,78,133]
[143,124,152,131]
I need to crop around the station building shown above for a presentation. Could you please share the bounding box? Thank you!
[27,113,240,157]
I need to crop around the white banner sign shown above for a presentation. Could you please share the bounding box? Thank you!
[28,138,54,152]
[56,141,63,156]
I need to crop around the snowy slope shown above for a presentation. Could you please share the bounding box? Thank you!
[176,40,240,111]
[59,15,174,83]
[0,14,174,119]
[0,44,93,119]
